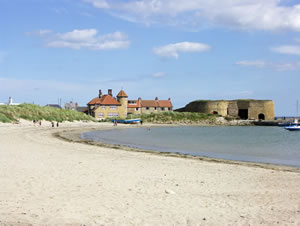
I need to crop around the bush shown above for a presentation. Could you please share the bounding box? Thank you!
[0,112,12,123]
[126,111,217,124]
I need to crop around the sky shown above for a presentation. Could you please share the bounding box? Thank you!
[1,0,300,115]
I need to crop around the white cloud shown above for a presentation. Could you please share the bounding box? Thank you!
[152,72,166,78]
[271,45,300,55]
[25,30,53,36]
[236,60,300,71]
[83,0,300,31]
[29,29,130,50]
[153,42,210,59]
[236,60,267,68]
[83,0,110,9]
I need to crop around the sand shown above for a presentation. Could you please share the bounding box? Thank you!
[0,120,299,225]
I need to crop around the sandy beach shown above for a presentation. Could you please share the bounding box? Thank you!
[0,121,300,225]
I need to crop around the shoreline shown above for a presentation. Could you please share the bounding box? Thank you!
[1,121,300,225]
[55,124,300,173]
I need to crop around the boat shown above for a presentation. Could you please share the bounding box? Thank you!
[112,118,141,124]
[284,118,300,131]
[278,122,293,127]
[285,124,300,131]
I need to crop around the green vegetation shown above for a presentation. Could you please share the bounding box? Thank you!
[127,112,218,124]
[0,104,95,123]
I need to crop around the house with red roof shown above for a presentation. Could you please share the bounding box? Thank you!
[127,97,173,115]
[87,89,128,120]
[87,89,173,119]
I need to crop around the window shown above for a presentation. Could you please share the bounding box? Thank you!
[102,106,106,110]
[110,106,117,110]
[154,107,157,110]
[168,107,171,111]
[161,107,165,111]
[107,112,119,117]
[136,108,139,111]
[97,113,104,118]
[146,107,150,110]
[128,101,136,104]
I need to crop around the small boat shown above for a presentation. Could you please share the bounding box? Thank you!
[278,122,292,127]
[285,124,300,131]
[112,118,141,124]
[283,118,299,130]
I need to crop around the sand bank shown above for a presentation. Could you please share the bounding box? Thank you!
[0,121,300,225]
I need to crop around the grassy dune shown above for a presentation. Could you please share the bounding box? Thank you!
[127,112,218,124]
[0,104,95,123]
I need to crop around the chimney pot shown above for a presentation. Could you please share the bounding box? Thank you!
[108,89,112,96]
[155,97,158,101]
[99,89,102,98]
[168,98,171,101]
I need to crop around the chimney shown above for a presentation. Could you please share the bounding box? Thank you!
[99,89,102,98]
[8,97,12,105]
[108,89,112,96]
[168,98,171,101]
[138,97,142,104]
[155,97,158,101]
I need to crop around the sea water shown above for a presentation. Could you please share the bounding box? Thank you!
[82,126,300,167]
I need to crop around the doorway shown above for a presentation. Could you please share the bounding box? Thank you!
[238,109,248,120]
[258,113,265,120]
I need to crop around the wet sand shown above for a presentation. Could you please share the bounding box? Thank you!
[0,120,300,225]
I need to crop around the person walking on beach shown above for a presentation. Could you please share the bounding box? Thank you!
[57,122,59,127]
[51,121,54,128]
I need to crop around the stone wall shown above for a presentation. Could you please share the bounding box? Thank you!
[180,100,275,120]
[93,105,124,119]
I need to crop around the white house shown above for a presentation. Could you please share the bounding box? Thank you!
[0,97,21,106]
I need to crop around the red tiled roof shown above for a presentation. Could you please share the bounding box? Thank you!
[88,95,121,106]
[141,100,159,107]
[157,100,173,108]
[128,99,173,108]
[117,90,128,97]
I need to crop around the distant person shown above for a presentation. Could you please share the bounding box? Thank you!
[57,122,59,127]
[140,120,143,125]
[51,121,54,128]
[39,121,42,126]
[33,120,36,126]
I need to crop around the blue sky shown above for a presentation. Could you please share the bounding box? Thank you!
[1,0,300,115]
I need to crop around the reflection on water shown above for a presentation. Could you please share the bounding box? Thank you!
[82,126,300,167]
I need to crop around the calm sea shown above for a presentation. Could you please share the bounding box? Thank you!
[82,126,300,167]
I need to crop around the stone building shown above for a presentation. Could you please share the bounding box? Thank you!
[87,89,128,120]
[179,99,274,120]
[87,89,173,119]
[127,97,173,115]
